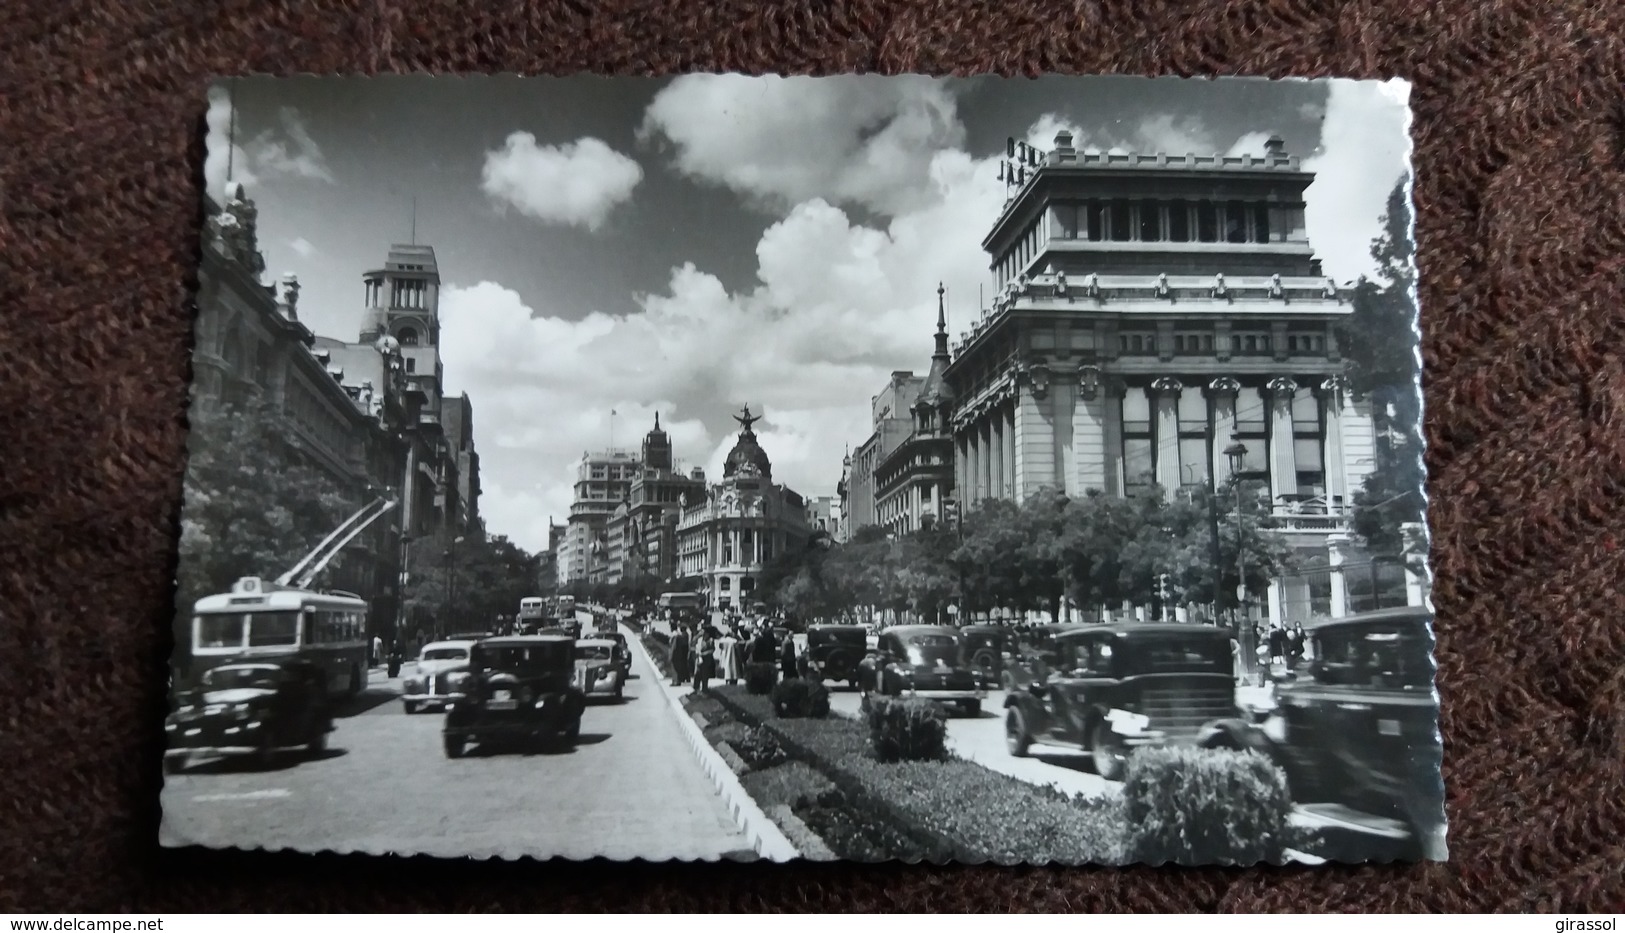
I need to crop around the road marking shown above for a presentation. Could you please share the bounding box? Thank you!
[191,789,292,802]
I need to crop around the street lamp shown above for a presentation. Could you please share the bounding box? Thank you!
[442,534,466,638]
[1222,436,1255,683]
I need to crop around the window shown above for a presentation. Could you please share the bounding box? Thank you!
[1123,390,1154,494]
[1108,200,1132,241]
[1196,201,1219,242]
[1057,204,1079,239]
[398,327,420,346]
[248,611,300,647]
[1224,200,1248,243]
[405,357,416,373]
[1086,202,1106,241]
[1288,333,1326,354]
[1291,390,1321,432]
[1174,332,1215,354]
[1233,387,1270,476]
[1139,202,1161,242]
[1253,203,1272,242]
[1119,332,1157,355]
[1232,332,1273,355]
[1177,392,1208,433]
[197,615,245,649]
[1167,200,1191,242]
[1292,389,1324,495]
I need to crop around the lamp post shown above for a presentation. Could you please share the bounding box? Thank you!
[1223,436,1255,683]
[442,534,466,638]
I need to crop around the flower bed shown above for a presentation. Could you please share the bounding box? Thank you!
[707,686,1127,864]
[639,632,675,681]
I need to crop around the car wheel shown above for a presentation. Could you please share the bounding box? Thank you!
[403,700,418,715]
[565,717,581,742]
[443,734,466,759]
[254,738,276,768]
[348,666,362,696]
[1090,720,1128,781]
[307,729,328,755]
[1006,708,1033,757]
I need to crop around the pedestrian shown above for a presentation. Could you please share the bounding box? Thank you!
[779,631,798,679]
[1269,623,1287,666]
[752,624,779,665]
[1288,622,1307,665]
[716,627,742,686]
[371,635,383,668]
[691,629,715,693]
[670,625,692,686]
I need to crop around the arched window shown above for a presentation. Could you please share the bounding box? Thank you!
[397,326,420,346]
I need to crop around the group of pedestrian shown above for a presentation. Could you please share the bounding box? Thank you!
[665,612,795,694]
[1265,621,1308,666]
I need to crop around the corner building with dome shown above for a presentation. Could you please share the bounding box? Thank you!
[675,407,812,613]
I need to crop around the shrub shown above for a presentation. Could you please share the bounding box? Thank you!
[792,789,933,863]
[740,760,836,808]
[771,679,831,719]
[640,634,675,680]
[744,661,779,695]
[865,696,947,763]
[1121,746,1295,865]
[731,727,789,770]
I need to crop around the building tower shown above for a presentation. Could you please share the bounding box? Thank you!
[642,412,674,473]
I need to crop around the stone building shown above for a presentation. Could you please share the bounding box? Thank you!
[873,285,959,534]
[837,372,922,537]
[441,392,482,534]
[561,449,640,586]
[603,415,708,589]
[191,185,412,640]
[946,131,1378,626]
[676,407,811,612]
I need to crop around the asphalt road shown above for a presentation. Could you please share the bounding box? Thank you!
[159,621,754,861]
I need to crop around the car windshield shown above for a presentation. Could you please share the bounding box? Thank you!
[202,666,282,690]
[476,644,572,673]
[1120,634,1233,674]
[421,647,467,661]
[904,634,960,664]
[1313,622,1434,688]
[575,644,615,661]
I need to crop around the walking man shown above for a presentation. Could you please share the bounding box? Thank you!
[670,625,692,687]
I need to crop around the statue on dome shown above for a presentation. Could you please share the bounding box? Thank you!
[733,405,760,434]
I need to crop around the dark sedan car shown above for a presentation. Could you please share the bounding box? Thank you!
[803,624,869,685]
[1004,623,1246,780]
[1252,606,1447,861]
[858,625,987,717]
[443,635,586,757]
[164,659,334,772]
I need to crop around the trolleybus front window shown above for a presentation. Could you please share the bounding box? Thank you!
[197,615,245,648]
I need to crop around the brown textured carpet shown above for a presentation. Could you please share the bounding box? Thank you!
[2,0,1623,914]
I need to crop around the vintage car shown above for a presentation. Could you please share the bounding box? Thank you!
[999,622,1091,692]
[858,625,987,717]
[443,635,586,757]
[1250,606,1447,861]
[803,624,869,685]
[598,631,634,676]
[960,624,1008,688]
[164,659,334,772]
[574,637,627,701]
[402,639,477,714]
[1003,623,1248,780]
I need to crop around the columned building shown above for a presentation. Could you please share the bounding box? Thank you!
[675,407,811,612]
[874,284,959,534]
[606,415,707,587]
[947,132,1378,626]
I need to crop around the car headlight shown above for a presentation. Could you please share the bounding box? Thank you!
[1262,713,1288,744]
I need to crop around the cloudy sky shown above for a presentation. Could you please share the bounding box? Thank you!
[205,75,1412,555]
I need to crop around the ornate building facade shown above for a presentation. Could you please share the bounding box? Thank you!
[946,132,1378,626]
[837,372,922,538]
[192,185,417,641]
[676,407,811,612]
[873,285,959,534]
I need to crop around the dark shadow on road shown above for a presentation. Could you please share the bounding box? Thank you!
[171,747,351,775]
[332,689,402,718]
[1032,750,1108,778]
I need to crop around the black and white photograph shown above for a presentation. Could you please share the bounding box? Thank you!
[160,74,1441,866]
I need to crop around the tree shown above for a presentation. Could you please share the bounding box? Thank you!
[175,396,355,622]
[951,498,1026,617]
[1341,179,1426,556]
[402,531,544,638]
[895,518,959,624]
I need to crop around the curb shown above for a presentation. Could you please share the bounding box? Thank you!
[621,624,800,863]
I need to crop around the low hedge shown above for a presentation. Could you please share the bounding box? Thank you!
[770,678,830,718]
[708,686,1126,864]
[865,696,948,763]
[739,760,835,808]
[639,634,675,681]
[1121,746,1295,866]
[744,661,778,695]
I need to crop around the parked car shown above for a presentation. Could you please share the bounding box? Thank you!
[959,624,1008,689]
[598,631,633,677]
[164,659,334,772]
[1000,623,1091,692]
[858,625,987,717]
[402,639,477,714]
[1250,606,1447,861]
[1003,623,1248,780]
[803,624,869,685]
[442,635,586,757]
[574,637,627,701]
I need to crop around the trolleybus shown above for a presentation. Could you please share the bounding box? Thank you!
[187,576,370,697]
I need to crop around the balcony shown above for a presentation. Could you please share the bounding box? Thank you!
[1267,495,1350,534]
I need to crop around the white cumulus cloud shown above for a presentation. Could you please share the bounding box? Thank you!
[203,86,334,204]
[481,133,643,231]
[639,74,965,216]
[1304,79,1412,284]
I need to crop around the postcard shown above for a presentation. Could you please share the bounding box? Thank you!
[161,74,1440,865]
